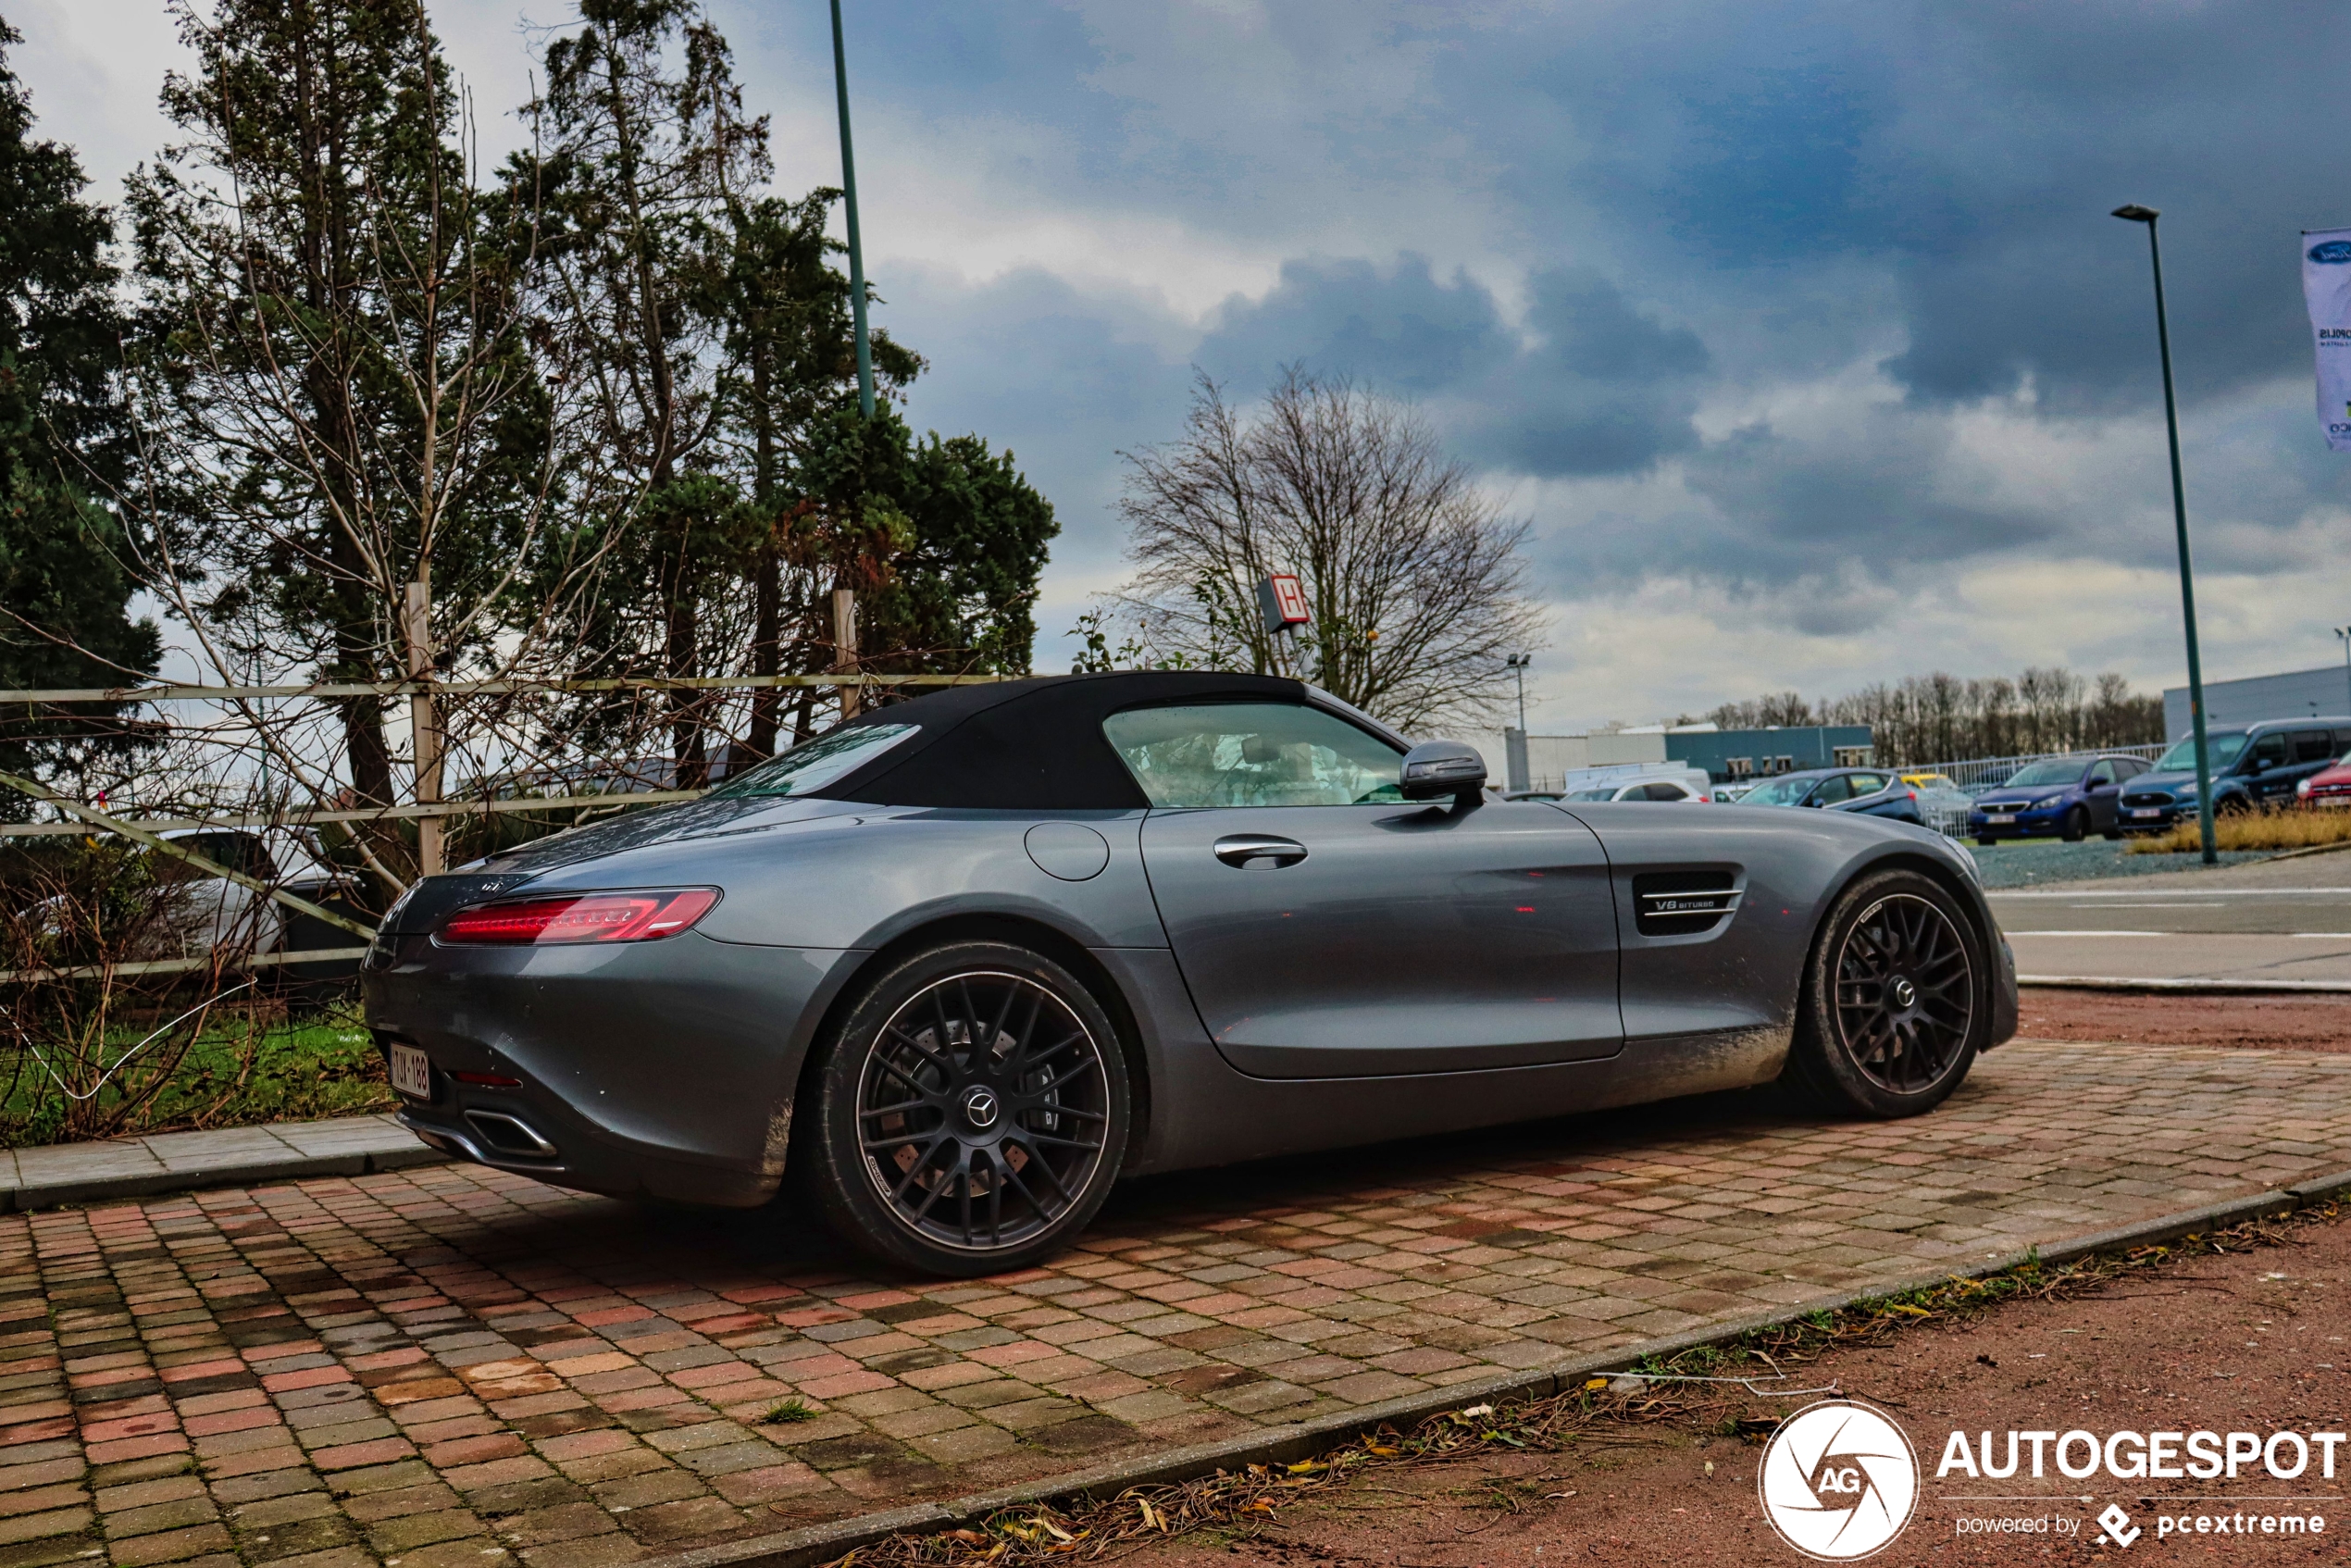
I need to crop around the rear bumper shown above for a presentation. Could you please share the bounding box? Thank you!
[362,930,858,1208]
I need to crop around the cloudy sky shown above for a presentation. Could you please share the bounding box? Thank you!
[15,0,2351,733]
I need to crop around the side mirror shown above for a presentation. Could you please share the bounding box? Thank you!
[1399,740,1486,803]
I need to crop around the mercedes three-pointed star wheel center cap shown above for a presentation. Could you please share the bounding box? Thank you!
[1890,977,1918,1011]
[962,1086,1001,1130]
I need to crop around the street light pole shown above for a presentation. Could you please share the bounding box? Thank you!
[1506,653,1530,733]
[2113,204,2217,865]
[2337,627,2351,718]
[829,0,876,418]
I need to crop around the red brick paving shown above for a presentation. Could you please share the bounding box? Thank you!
[3,1039,2349,1565]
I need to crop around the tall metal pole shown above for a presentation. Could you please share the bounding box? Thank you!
[2337,627,2351,718]
[829,0,876,418]
[2115,205,2217,865]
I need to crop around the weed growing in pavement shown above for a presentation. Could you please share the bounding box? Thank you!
[816,1201,2340,1568]
[761,1399,817,1425]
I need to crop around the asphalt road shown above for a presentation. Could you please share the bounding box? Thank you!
[1988,861,2351,986]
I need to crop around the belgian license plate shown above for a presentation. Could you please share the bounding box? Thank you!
[1985,814,2015,825]
[2130,808,2162,819]
[2320,797,2351,810]
[388,1042,434,1101]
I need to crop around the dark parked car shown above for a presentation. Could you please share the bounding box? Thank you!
[1966,753,2151,843]
[364,672,2015,1276]
[1728,767,1925,825]
[2118,718,2351,831]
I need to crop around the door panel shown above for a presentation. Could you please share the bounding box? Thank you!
[1139,800,1622,1078]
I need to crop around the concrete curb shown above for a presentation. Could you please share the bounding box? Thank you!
[638,1170,2351,1568]
[2016,975,2351,994]
[0,1129,448,1215]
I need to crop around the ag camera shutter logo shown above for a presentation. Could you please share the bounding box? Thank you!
[1759,1400,1920,1561]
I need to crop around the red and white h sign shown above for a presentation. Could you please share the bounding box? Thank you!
[1258,574,1311,630]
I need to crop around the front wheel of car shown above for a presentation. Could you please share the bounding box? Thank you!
[1783,869,1987,1119]
[2059,805,2088,842]
[795,940,1133,1276]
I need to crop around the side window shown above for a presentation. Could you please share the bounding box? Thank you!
[2249,732,2291,771]
[1809,775,1852,805]
[2088,761,2116,787]
[2333,728,2351,756]
[2294,729,2335,764]
[1103,703,1405,808]
[1846,773,1885,796]
[2116,758,2147,781]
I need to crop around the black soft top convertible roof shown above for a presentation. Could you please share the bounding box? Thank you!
[815,671,1374,810]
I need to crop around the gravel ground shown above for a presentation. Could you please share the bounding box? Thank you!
[1970,838,2271,890]
[2018,989,2351,1052]
[1113,1210,2351,1567]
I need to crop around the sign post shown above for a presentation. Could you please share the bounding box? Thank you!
[1255,575,1310,678]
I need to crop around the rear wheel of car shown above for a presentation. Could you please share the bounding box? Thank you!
[2059,805,2088,842]
[1783,869,1985,1119]
[794,940,1132,1276]
[1973,835,1996,847]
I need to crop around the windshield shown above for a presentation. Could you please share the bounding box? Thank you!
[705,722,918,799]
[1998,758,2088,790]
[1739,776,1817,806]
[2155,732,2248,772]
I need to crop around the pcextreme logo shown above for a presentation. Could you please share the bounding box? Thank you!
[1758,1400,1921,1561]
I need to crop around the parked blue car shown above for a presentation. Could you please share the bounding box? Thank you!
[1733,767,1924,825]
[1967,753,2151,843]
[2117,717,2351,831]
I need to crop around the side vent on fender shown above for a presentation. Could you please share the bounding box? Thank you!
[1633,871,1742,938]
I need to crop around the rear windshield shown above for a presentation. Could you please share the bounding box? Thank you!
[705,723,919,798]
[2154,731,2248,772]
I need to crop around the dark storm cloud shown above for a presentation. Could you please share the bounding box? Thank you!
[791,0,2351,621]
[1456,0,2351,414]
[1194,255,1710,478]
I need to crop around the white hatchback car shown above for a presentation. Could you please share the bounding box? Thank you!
[1555,769,1715,803]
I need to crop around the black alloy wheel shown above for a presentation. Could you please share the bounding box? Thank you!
[1785,869,1985,1118]
[797,940,1131,1276]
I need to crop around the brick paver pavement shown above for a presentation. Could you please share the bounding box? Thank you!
[5,1039,2349,1568]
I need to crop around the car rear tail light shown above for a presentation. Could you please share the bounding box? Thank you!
[437,889,720,945]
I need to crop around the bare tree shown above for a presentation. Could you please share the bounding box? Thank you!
[1115,369,1542,731]
[1710,666,2163,765]
[119,0,591,888]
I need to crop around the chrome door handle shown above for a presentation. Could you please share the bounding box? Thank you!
[1213,834,1308,869]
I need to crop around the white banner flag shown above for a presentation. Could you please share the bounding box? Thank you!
[2303,228,2351,450]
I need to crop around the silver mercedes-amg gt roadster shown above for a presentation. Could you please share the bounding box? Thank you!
[364,672,2016,1276]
